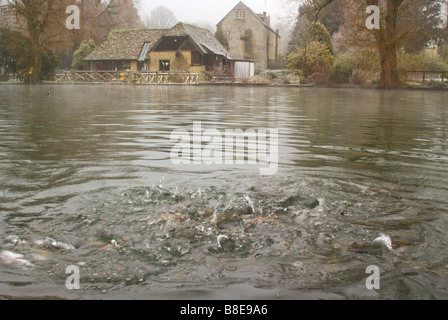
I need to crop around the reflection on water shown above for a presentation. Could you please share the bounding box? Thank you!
[0,84,447,299]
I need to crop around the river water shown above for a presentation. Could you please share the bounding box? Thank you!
[0,84,447,299]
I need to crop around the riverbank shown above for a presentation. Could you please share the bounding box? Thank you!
[201,81,448,91]
[1,80,447,90]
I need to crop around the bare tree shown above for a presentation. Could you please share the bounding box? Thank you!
[291,0,447,88]
[6,0,143,73]
[288,1,313,54]
[143,6,178,29]
[187,20,216,33]
[6,0,67,83]
[69,0,142,50]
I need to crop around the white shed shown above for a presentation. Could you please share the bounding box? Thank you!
[230,59,255,79]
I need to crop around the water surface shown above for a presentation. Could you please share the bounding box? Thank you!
[0,84,447,299]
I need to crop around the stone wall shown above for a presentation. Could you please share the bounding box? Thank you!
[267,29,278,67]
[216,2,279,68]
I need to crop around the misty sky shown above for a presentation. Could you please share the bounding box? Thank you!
[140,0,299,28]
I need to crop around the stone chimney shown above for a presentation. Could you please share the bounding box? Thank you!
[258,12,270,26]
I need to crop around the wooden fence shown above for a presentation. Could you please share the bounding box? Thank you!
[53,71,200,84]
[405,71,448,83]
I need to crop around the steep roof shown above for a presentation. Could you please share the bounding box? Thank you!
[153,22,231,58]
[84,29,166,61]
[216,1,280,37]
[84,23,230,61]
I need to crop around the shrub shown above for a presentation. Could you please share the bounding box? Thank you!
[1,28,60,81]
[266,71,278,79]
[398,51,448,82]
[307,23,334,55]
[285,74,301,84]
[310,72,329,85]
[329,53,358,83]
[428,81,446,89]
[357,50,380,74]
[440,47,448,63]
[71,39,95,70]
[254,64,266,75]
[281,76,290,84]
[443,72,448,82]
[287,41,334,81]
[350,68,369,84]
[248,74,271,84]
[279,73,300,84]
[41,49,61,80]
[329,50,380,84]
[398,51,448,72]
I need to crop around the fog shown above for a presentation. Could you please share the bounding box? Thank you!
[140,0,299,28]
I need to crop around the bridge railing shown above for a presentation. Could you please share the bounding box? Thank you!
[54,71,200,84]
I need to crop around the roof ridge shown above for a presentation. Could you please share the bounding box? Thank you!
[216,1,280,37]
[84,22,231,61]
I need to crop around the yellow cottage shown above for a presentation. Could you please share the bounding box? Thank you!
[84,23,232,75]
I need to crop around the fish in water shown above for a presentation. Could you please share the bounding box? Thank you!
[349,234,394,254]
[5,235,29,249]
[0,250,34,268]
[217,235,228,248]
[372,234,393,251]
[34,237,75,251]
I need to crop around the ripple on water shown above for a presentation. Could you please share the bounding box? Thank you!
[0,177,443,299]
[1,86,448,299]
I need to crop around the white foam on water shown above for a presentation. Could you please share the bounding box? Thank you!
[244,195,256,214]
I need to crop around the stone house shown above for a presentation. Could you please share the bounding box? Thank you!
[216,1,281,68]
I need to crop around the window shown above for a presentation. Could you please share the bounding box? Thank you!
[191,52,202,66]
[138,61,147,72]
[236,11,246,18]
[159,60,170,72]
[121,61,130,71]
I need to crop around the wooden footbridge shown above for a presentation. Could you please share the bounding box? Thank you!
[53,71,200,84]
